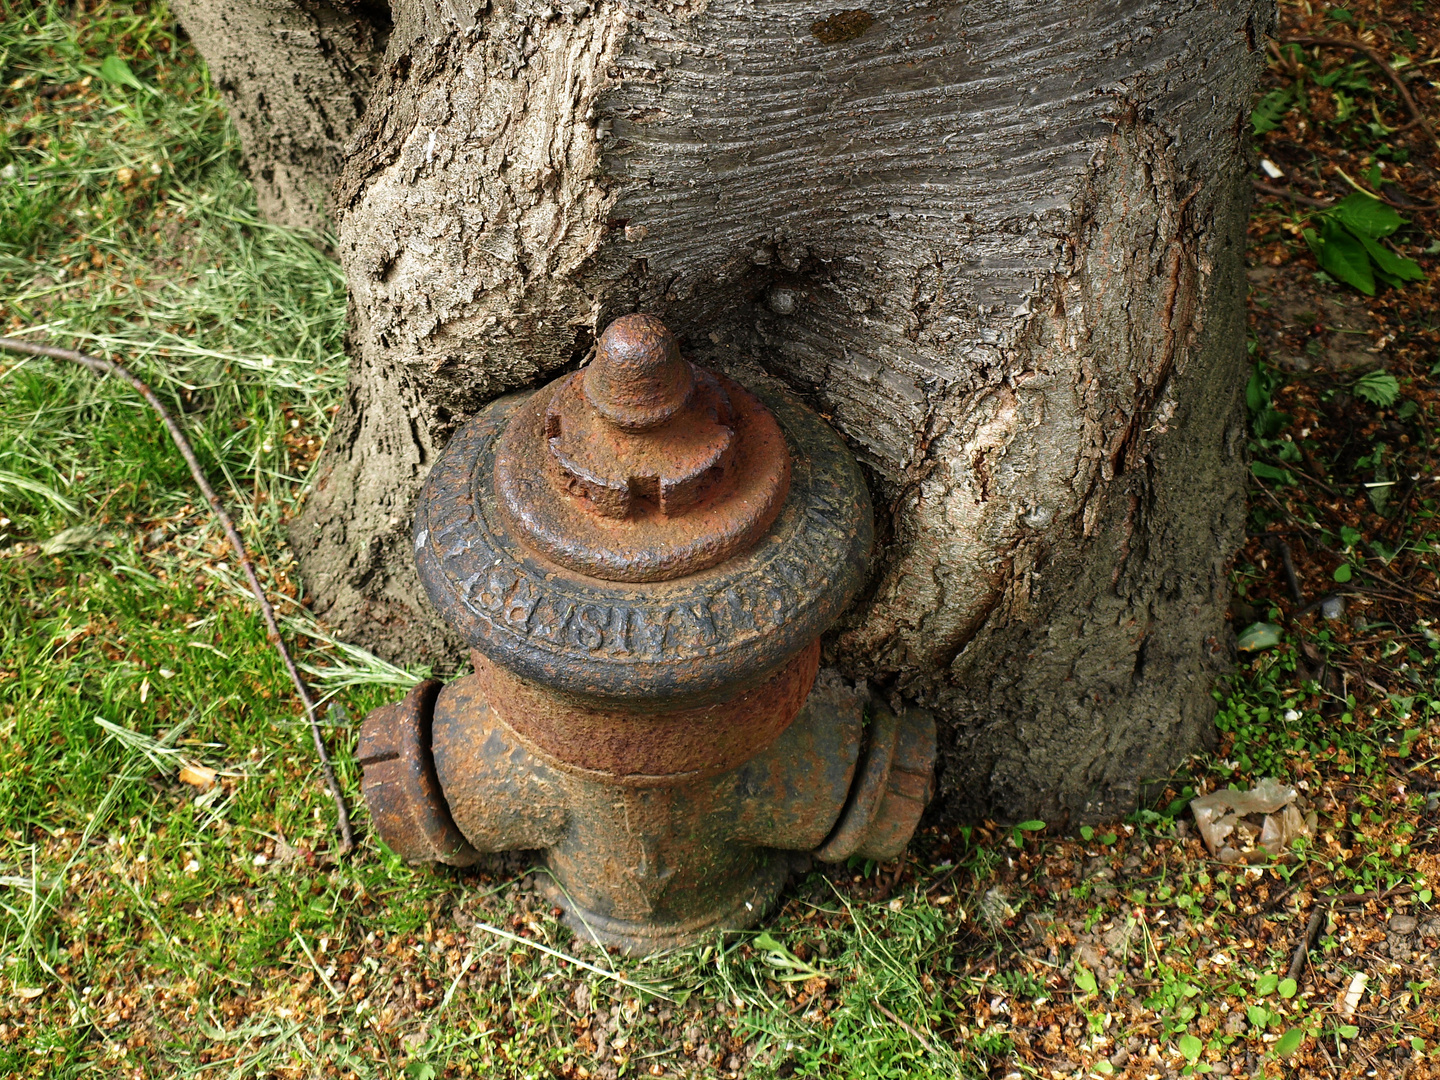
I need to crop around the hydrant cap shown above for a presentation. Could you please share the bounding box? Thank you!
[413,346,873,704]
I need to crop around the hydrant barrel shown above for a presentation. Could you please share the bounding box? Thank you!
[360,315,935,953]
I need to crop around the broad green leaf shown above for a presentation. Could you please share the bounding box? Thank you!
[1178,1033,1203,1063]
[1237,623,1283,652]
[1015,820,1046,832]
[1256,973,1279,996]
[1246,364,1278,414]
[1334,564,1353,583]
[1251,461,1292,483]
[1278,977,1297,999]
[1349,228,1425,282]
[1275,1028,1304,1057]
[1080,826,1095,841]
[1074,967,1098,994]
[1247,1004,1269,1029]
[1332,192,1403,238]
[1338,1025,1359,1039]
[1317,218,1375,294]
[100,54,145,92]
[1352,371,1400,407]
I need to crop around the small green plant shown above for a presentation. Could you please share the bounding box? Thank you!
[1178,1031,1209,1075]
[1252,87,1295,134]
[1303,193,1425,295]
[1245,363,1289,438]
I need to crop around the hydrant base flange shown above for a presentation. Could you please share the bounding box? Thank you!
[536,853,795,955]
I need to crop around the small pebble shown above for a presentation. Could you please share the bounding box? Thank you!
[1390,915,1417,935]
[1320,595,1345,620]
[765,285,798,315]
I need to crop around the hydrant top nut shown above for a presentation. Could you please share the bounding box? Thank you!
[499,315,791,581]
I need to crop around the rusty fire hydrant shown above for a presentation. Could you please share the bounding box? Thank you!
[357,314,935,953]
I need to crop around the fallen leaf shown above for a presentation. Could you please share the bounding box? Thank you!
[40,524,111,555]
[1340,971,1367,1019]
[1236,622,1284,652]
[178,763,217,791]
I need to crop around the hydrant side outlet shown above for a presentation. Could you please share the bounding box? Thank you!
[360,315,937,954]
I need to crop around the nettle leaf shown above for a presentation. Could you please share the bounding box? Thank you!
[1245,366,1274,414]
[1317,217,1375,295]
[1251,461,1293,484]
[1352,371,1401,407]
[1332,192,1403,238]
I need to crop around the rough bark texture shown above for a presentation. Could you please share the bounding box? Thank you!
[180,0,1273,822]
[172,0,390,231]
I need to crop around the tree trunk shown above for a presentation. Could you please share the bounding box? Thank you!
[172,0,391,231]
[179,0,1272,823]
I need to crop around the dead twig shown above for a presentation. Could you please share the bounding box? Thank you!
[0,334,356,856]
[1272,538,1305,605]
[1282,35,1439,152]
[1286,907,1325,984]
[1253,179,1334,209]
[875,1001,939,1054]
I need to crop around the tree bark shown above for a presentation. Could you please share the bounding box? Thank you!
[172,0,391,231]
[179,0,1273,823]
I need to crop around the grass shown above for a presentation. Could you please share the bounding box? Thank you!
[0,1,1437,1078]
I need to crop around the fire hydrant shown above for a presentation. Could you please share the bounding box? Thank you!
[357,314,935,953]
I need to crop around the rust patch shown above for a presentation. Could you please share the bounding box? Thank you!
[472,639,820,782]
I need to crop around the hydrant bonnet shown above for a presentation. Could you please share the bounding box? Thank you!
[413,316,873,704]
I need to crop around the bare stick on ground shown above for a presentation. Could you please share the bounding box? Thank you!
[1252,180,1335,208]
[1286,907,1326,984]
[0,334,356,856]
